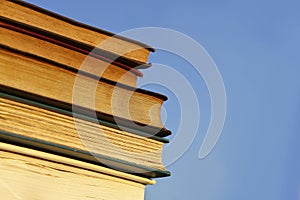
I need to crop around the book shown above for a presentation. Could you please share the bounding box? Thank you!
[0,18,147,87]
[0,1,172,199]
[0,142,153,200]
[0,47,170,135]
[0,0,154,63]
[0,92,168,170]
[0,129,170,178]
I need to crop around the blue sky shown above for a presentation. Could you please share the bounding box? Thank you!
[26,1,300,199]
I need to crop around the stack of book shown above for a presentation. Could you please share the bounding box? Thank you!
[0,1,171,199]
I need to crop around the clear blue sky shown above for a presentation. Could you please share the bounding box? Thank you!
[26,1,300,199]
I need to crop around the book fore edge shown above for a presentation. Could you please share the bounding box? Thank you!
[0,17,146,77]
[0,142,156,185]
[8,0,155,52]
[0,91,170,142]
